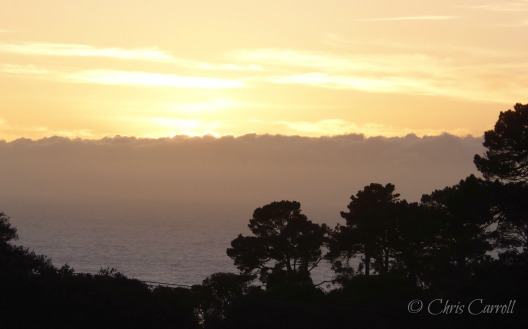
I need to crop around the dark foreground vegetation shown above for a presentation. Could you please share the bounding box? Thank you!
[1,104,528,328]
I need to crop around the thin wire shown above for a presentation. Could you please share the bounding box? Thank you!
[139,279,193,288]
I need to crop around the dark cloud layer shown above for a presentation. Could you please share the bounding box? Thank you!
[0,133,484,224]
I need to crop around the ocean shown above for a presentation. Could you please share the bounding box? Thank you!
[7,203,335,288]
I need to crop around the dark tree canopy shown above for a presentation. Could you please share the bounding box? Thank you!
[226,201,328,287]
[192,272,253,325]
[420,175,495,273]
[0,212,18,244]
[335,183,402,277]
[499,183,528,250]
[474,103,528,183]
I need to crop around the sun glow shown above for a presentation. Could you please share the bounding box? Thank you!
[167,98,239,114]
[137,118,223,138]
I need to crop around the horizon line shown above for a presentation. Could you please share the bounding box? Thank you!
[0,131,484,144]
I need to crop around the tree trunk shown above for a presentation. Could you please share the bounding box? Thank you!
[285,255,292,275]
[384,248,389,274]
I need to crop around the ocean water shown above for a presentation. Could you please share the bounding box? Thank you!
[8,205,335,288]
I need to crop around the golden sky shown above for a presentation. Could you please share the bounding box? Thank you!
[0,0,527,140]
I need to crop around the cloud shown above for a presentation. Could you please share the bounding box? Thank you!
[322,33,523,58]
[64,69,244,88]
[0,134,484,217]
[0,64,54,76]
[0,64,243,89]
[270,72,436,95]
[231,48,440,74]
[0,42,176,63]
[0,42,263,71]
[276,119,465,137]
[231,48,528,102]
[354,16,457,22]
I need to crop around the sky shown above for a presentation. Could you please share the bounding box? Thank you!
[1,0,527,140]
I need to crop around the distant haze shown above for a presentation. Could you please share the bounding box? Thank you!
[1,133,483,223]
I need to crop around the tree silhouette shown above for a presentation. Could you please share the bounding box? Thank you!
[0,211,199,329]
[226,201,328,288]
[390,201,445,287]
[491,182,528,252]
[0,212,18,244]
[473,104,528,254]
[192,272,253,327]
[474,103,528,183]
[420,175,496,291]
[332,183,402,277]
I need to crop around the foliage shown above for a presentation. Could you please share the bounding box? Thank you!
[0,213,198,329]
[226,200,328,288]
[472,102,528,254]
[420,175,495,266]
[490,182,528,253]
[474,103,528,182]
[0,212,18,243]
[331,183,402,277]
[192,272,253,327]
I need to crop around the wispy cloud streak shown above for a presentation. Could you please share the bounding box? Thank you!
[65,70,244,88]
[270,73,434,94]
[0,42,176,62]
[231,48,527,102]
[0,42,263,71]
[0,65,243,89]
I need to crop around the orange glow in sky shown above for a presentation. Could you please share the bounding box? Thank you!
[0,0,527,140]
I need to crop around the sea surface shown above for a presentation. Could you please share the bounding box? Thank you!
[8,205,335,288]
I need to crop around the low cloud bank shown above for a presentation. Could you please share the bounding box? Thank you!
[0,133,483,224]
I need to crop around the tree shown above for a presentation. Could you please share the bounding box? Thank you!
[474,103,528,183]
[226,201,328,288]
[333,183,402,277]
[420,175,495,280]
[474,103,528,256]
[192,272,253,326]
[491,182,528,253]
[390,201,445,287]
[0,212,18,244]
